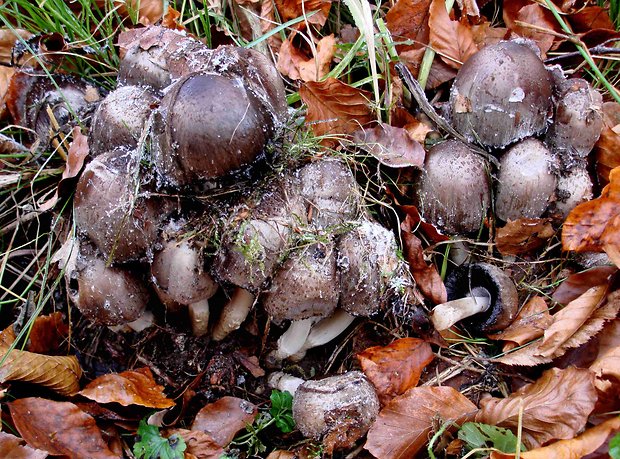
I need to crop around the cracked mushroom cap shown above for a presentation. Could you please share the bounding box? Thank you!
[337,220,401,316]
[414,140,491,234]
[450,40,553,148]
[445,263,519,333]
[262,242,340,324]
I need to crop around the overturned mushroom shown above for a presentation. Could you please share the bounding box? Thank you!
[430,263,519,333]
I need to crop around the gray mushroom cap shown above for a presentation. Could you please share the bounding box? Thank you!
[414,140,491,234]
[553,166,593,218]
[450,40,553,148]
[495,138,558,221]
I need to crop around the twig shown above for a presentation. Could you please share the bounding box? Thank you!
[545,39,620,64]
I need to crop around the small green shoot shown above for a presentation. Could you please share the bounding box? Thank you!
[610,430,620,459]
[133,419,187,459]
[269,389,295,433]
[458,422,526,457]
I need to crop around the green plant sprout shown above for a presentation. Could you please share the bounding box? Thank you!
[133,419,187,459]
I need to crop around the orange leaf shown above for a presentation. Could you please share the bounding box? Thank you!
[165,429,224,459]
[428,0,478,68]
[503,0,560,55]
[0,431,47,459]
[487,296,552,350]
[191,396,258,447]
[590,318,620,381]
[386,0,431,54]
[277,34,335,82]
[552,266,618,305]
[26,311,70,354]
[495,218,555,256]
[593,103,620,187]
[274,0,332,28]
[357,338,435,405]
[9,398,119,458]
[79,367,175,408]
[476,367,597,449]
[353,122,426,168]
[365,386,477,459]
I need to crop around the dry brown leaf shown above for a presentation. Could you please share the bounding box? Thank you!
[0,346,81,396]
[495,218,555,256]
[537,284,609,358]
[487,296,552,350]
[477,367,597,449]
[568,6,615,32]
[400,214,447,304]
[266,451,295,459]
[503,0,559,55]
[357,338,435,405]
[353,122,425,168]
[365,386,477,459]
[79,367,174,408]
[277,34,335,82]
[590,318,620,381]
[562,166,620,267]
[0,66,15,118]
[490,415,620,459]
[300,78,374,142]
[456,0,479,17]
[428,0,478,68]
[471,22,510,48]
[0,431,47,459]
[191,396,258,447]
[398,204,450,244]
[552,266,618,305]
[274,0,332,28]
[26,311,69,354]
[386,0,431,54]
[0,29,33,62]
[165,429,224,459]
[9,398,119,458]
[594,104,620,187]
[95,0,163,25]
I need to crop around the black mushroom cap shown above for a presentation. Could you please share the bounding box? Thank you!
[450,40,553,148]
[414,140,491,234]
[445,263,519,333]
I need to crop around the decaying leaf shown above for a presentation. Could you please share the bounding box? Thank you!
[562,166,620,267]
[365,386,477,458]
[9,398,119,458]
[79,367,175,409]
[274,0,332,28]
[401,214,447,305]
[0,66,15,118]
[503,0,559,55]
[277,34,336,82]
[300,78,374,142]
[357,338,435,405]
[590,319,620,381]
[594,102,620,187]
[477,367,597,449]
[24,311,69,354]
[165,429,224,459]
[353,122,425,168]
[495,218,555,256]
[568,6,615,32]
[386,0,431,55]
[0,431,47,459]
[552,266,618,305]
[95,0,164,25]
[428,0,478,68]
[191,396,258,447]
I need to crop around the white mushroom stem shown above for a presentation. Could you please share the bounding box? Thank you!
[271,317,318,361]
[188,298,210,337]
[430,289,491,331]
[268,371,305,395]
[108,310,155,334]
[212,288,255,341]
[290,309,356,362]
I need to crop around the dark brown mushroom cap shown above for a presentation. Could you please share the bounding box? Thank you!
[89,85,159,156]
[293,371,380,440]
[445,263,519,333]
[262,242,340,324]
[72,247,149,326]
[414,140,491,234]
[337,220,401,316]
[152,72,274,188]
[450,40,553,148]
[73,149,172,262]
[495,138,558,221]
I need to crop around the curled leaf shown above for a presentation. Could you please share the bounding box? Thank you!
[428,0,478,68]
[353,122,425,168]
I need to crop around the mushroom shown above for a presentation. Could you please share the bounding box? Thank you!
[150,238,219,336]
[89,85,160,156]
[495,138,558,221]
[430,263,519,333]
[414,140,491,234]
[552,165,593,219]
[73,149,173,262]
[450,40,553,148]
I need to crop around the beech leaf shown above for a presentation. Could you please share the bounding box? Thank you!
[385,0,431,55]
[274,0,332,27]
[365,386,477,458]
[495,218,555,256]
[79,367,175,408]
[9,398,119,458]
[0,432,47,459]
[165,429,224,459]
[476,367,597,448]
[590,319,620,381]
[277,34,335,82]
[552,266,618,305]
[191,396,258,447]
[487,296,552,350]
[428,0,478,68]
[593,104,620,187]
[354,122,425,168]
[357,338,435,405]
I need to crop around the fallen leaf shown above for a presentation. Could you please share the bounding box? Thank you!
[456,0,479,17]
[568,6,615,32]
[490,415,620,459]
[0,346,81,396]
[191,396,258,447]
[401,214,447,304]
[267,451,295,459]
[398,204,450,244]
[161,6,185,30]
[9,398,119,458]
[274,0,332,28]
[503,0,559,55]
[353,122,425,168]
[165,429,224,459]
[487,296,552,350]
[0,431,47,459]
[357,338,435,405]
[0,66,15,118]
[300,78,374,143]
[26,311,69,354]
[471,22,510,48]
[562,166,620,267]
[476,367,597,449]
[552,266,617,305]
[365,386,477,459]
[590,319,620,381]
[495,218,555,256]
[277,34,335,82]
[95,0,164,25]
[79,367,175,408]
[0,29,33,63]
[386,0,431,54]
[428,0,478,68]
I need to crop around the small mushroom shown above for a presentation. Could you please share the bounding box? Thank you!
[552,166,593,218]
[450,40,553,148]
[430,263,519,333]
[495,138,558,221]
[414,140,491,234]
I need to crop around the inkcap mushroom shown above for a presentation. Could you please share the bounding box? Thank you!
[430,263,519,333]
[552,166,593,219]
